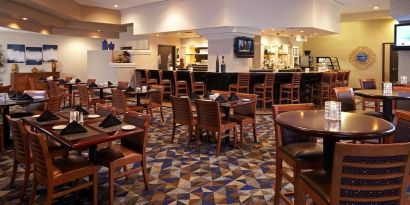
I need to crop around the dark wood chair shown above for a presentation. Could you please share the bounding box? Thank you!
[136,70,147,87]
[145,70,158,86]
[333,87,382,118]
[230,93,257,146]
[253,73,275,111]
[298,142,410,205]
[173,71,188,96]
[158,70,172,96]
[359,78,381,112]
[96,104,116,117]
[330,71,338,100]
[117,81,129,90]
[393,86,410,112]
[335,71,346,87]
[229,73,250,93]
[343,70,350,86]
[189,71,206,95]
[7,116,67,202]
[96,111,150,205]
[111,88,143,114]
[28,78,37,90]
[142,85,164,122]
[195,100,237,156]
[26,128,97,205]
[0,85,11,92]
[279,72,302,104]
[45,95,63,113]
[77,84,104,112]
[272,103,323,205]
[47,80,70,107]
[72,79,96,104]
[170,96,198,148]
[311,72,333,107]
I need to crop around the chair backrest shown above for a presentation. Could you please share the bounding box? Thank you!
[47,80,59,96]
[344,70,350,81]
[111,88,128,114]
[77,84,90,106]
[272,103,315,146]
[334,87,356,111]
[117,81,129,90]
[46,95,63,113]
[158,70,164,83]
[330,142,410,204]
[237,73,250,87]
[86,79,96,85]
[211,90,231,98]
[291,72,302,86]
[28,78,37,90]
[121,111,150,154]
[171,96,194,125]
[195,100,222,132]
[234,93,257,119]
[393,86,410,111]
[149,85,164,105]
[7,116,30,164]
[330,72,338,85]
[189,71,195,85]
[390,110,410,143]
[26,128,53,184]
[0,85,11,93]
[337,71,345,81]
[145,70,152,81]
[359,79,377,89]
[96,105,116,116]
[321,72,333,84]
[135,70,146,86]
[264,73,275,87]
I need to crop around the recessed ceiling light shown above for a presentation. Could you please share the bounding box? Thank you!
[21,17,28,21]
[314,33,318,35]
[155,34,160,37]
[271,29,275,31]
[114,4,119,8]
[97,29,101,32]
[261,30,264,33]
[373,6,379,10]
[177,33,181,35]
[300,30,305,33]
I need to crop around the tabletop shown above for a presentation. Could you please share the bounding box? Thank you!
[354,89,410,100]
[127,88,160,95]
[275,110,395,140]
[0,97,48,107]
[23,112,143,149]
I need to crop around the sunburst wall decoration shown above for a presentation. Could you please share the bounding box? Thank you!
[349,46,376,70]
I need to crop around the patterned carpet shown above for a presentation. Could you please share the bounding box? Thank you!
[0,107,293,205]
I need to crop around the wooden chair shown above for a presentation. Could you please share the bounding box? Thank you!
[111,88,143,114]
[96,111,150,205]
[211,90,231,98]
[253,73,275,111]
[142,85,164,122]
[145,70,158,86]
[272,103,323,205]
[343,70,350,86]
[77,84,104,112]
[158,70,172,96]
[26,128,97,205]
[173,71,188,96]
[135,70,147,87]
[279,72,302,104]
[189,71,206,95]
[117,81,129,90]
[195,100,237,156]
[333,87,382,118]
[45,95,63,113]
[28,78,37,90]
[311,72,333,107]
[230,93,257,146]
[229,73,250,93]
[170,96,198,147]
[335,71,346,87]
[72,79,96,104]
[359,78,381,112]
[0,85,11,92]
[393,86,410,112]
[7,116,67,202]
[48,80,72,107]
[298,142,410,205]
[95,104,116,116]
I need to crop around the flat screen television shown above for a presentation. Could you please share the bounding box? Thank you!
[234,37,254,58]
[394,23,410,50]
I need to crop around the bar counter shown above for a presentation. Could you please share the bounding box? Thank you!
[135,69,323,103]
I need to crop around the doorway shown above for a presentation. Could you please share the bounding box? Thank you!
[158,45,176,70]
[382,43,399,82]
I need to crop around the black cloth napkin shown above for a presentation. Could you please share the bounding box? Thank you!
[125,86,135,93]
[89,82,98,88]
[75,79,81,83]
[60,121,87,135]
[18,94,34,101]
[215,95,227,103]
[99,114,122,128]
[10,112,33,118]
[108,81,113,86]
[36,110,59,122]
[58,79,67,84]
[9,91,23,99]
[74,106,89,115]
[228,92,240,101]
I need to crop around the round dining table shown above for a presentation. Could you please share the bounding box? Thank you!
[275,110,395,170]
[355,89,410,121]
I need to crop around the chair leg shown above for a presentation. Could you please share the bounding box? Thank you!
[29,178,38,205]
[195,125,200,150]
[123,166,129,180]
[293,168,303,205]
[45,185,54,205]
[20,164,31,202]
[187,125,192,146]
[109,166,115,205]
[273,157,283,205]
[252,122,257,142]
[233,128,237,149]
[92,169,98,205]
[239,124,243,147]
[142,160,150,191]
[160,107,164,122]
[362,99,366,110]
[216,132,222,156]
[10,158,18,187]
[171,122,176,143]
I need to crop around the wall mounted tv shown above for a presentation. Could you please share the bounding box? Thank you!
[234,37,254,58]
[394,23,410,50]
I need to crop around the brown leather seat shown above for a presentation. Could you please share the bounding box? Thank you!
[51,156,94,180]
[299,171,331,203]
[280,142,323,161]
[97,144,143,164]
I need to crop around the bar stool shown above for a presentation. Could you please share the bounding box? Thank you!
[330,71,338,100]
[189,71,206,95]
[279,73,302,104]
[158,70,172,96]
[311,72,332,107]
[173,71,188,96]
[229,73,250,93]
[135,70,147,87]
[359,78,381,112]
[145,70,158,86]
[253,73,275,111]
[343,70,350,86]
[335,71,346,87]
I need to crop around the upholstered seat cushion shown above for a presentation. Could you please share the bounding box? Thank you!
[96,144,142,165]
[299,170,331,203]
[349,110,383,118]
[52,156,94,182]
[230,114,254,124]
[279,142,323,161]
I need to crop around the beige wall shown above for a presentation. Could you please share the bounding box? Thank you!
[303,19,395,88]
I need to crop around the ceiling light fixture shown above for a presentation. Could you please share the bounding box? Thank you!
[177,33,181,35]
[21,17,28,21]
[156,34,160,37]
[373,6,379,10]
[114,4,119,8]
[300,30,305,33]
[97,29,101,32]
[314,33,318,35]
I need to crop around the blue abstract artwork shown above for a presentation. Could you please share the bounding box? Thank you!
[6,44,25,63]
[26,47,43,65]
[43,45,58,62]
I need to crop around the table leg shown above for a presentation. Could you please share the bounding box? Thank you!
[88,145,97,163]
[136,95,141,106]
[99,89,104,99]
[2,106,10,149]
[323,137,338,171]
[382,99,393,121]
[223,107,230,145]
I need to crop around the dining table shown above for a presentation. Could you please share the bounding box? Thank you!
[275,110,395,171]
[90,85,117,99]
[22,112,144,162]
[127,89,160,106]
[355,89,410,121]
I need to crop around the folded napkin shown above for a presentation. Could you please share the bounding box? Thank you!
[9,91,23,99]
[58,79,67,84]
[125,86,135,93]
[18,94,34,101]
[228,92,240,101]
[108,81,113,86]
[74,106,89,115]
[89,82,98,88]
[60,121,87,135]
[99,114,122,128]
[75,79,81,83]
[36,110,59,122]
[215,95,227,103]
[10,112,33,118]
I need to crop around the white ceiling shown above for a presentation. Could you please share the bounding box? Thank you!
[336,0,390,14]
[74,0,168,10]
